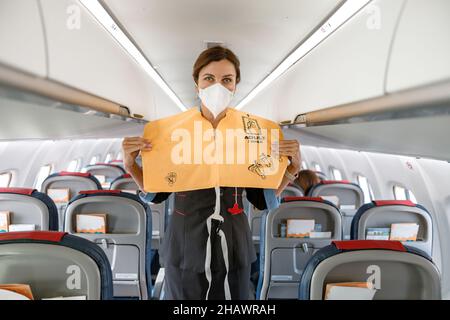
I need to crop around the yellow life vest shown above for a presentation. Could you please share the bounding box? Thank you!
[142,107,288,192]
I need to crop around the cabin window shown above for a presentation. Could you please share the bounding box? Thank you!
[357,175,374,203]
[89,155,99,165]
[116,151,123,161]
[67,159,80,172]
[393,185,417,203]
[407,190,418,203]
[330,167,343,181]
[105,153,113,163]
[0,172,12,188]
[34,164,53,190]
[313,162,322,172]
[393,185,407,201]
[301,161,307,170]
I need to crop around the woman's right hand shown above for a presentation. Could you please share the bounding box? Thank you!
[122,137,152,170]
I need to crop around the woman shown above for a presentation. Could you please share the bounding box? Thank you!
[122,46,300,300]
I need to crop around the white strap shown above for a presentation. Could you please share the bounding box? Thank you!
[204,186,231,300]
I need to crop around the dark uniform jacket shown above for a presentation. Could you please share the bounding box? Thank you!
[140,187,279,299]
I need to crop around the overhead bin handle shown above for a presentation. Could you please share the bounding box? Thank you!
[283,80,450,127]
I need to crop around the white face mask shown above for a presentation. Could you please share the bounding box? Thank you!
[197,83,234,119]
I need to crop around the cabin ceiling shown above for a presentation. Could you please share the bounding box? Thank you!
[101,0,343,109]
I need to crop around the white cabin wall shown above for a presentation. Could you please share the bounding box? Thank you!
[414,158,450,296]
[0,141,42,188]
[313,148,350,181]
[301,146,328,175]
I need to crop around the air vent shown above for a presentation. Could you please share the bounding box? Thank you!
[205,41,226,49]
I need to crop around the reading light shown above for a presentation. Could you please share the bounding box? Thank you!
[79,0,187,112]
[236,0,371,110]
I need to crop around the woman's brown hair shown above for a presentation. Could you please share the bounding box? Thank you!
[193,46,241,84]
[297,170,321,194]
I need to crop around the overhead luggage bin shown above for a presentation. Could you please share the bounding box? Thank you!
[242,0,405,121]
[386,0,450,93]
[37,0,182,121]
[0,0,47,77]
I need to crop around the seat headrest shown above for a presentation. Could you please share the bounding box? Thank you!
[0,188,36,195]
[281,196,340,211]
[59,171,92,177]
[86,163,126,174]
[282,196,325,203]
[321,180,351,185]
[94,163,122,169]
[71,189,147,209]
[373,200,416,207]
[332,240,406,252]
[0,231,67,242]
[79,190,121,195]
[42,172,103,191]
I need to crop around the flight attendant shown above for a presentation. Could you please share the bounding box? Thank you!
[122,46,301,300]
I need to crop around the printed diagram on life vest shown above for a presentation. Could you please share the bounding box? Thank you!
[242,115,264,143]
[248,153,274,179]
[165,172,177,186]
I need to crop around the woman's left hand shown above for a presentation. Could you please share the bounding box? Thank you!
[275,139,301,173]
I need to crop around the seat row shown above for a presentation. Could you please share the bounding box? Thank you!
[0,187,154,300]
[41,168,167,247]
[254,195,436,300]
[0,163,170,300]
[0,230,440,300]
